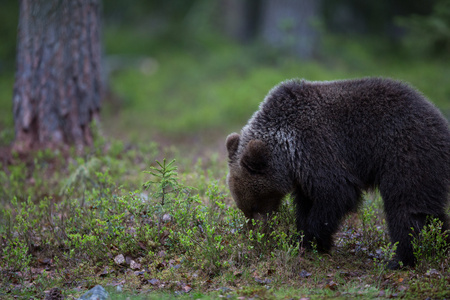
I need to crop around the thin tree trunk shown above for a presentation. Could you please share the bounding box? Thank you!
[221,0,262,42]
[260,0,321,59]
[13,0,102,153]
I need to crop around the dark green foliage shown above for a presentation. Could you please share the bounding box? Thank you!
[322,0,435,35]
[411,217,450,271]
[397,0,450,57]
[0,0,18,73]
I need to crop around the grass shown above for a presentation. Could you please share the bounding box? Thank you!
[0,29,450,299]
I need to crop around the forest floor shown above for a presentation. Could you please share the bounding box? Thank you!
[0,130,449,299]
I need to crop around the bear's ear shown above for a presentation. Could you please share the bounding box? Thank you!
[241,140,268,174]
[226,133,240,159]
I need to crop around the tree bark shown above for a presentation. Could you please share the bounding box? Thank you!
[13,0,102,153]
[220,0,262,42]
[260,0,321,59]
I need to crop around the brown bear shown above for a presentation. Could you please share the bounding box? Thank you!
[226,78,450,268]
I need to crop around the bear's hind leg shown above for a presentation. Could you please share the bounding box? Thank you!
[381,176,449,269]
[383,209,421,268]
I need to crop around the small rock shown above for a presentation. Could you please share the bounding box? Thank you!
[148,278,160,286]
[130,260,141,270]
[219,287,232,293]
[254,277,272,284]
[425,269,440,277]
[38,258,53,266]
[114,254,125,265]
[140,193,148,202]
[162,214,172,222]
[77,285,109,300]
[299,270,312,278]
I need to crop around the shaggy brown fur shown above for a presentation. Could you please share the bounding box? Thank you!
[226,78,450,268]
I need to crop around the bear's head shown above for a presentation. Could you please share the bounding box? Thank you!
[226,133,285,222]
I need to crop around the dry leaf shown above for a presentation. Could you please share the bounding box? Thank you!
[182,285,192,293]
[38,258,52,266]
[98,267,110,277]
[325,281,338,291]
[233,271,243,277]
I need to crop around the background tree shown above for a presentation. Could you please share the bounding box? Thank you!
[259,0,321,58]
[13,0,102,153]
[220,0,262,42]
[219,0,321,58]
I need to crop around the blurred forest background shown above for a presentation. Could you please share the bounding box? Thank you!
[0,0,449,148]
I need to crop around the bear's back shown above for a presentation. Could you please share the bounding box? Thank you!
[255,78,449,143]
[247,78,450,186]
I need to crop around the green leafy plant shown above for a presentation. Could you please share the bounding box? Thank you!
[397,0,450,57]
[360,196,388,253]
[1,236,33,281]
[411,217,449,271]
[373,242,399,287]
[169,181,236,273]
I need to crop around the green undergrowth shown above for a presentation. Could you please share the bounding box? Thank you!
[0,135,449,299]
[0,75,14,146]
[102,32,450,143]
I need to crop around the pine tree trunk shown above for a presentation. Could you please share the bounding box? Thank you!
[13,0,102,153]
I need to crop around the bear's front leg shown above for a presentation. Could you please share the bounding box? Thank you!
[294,187,334,252]
[295,183,360,253]
[303,211,336,253]
[293,187,312,244]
